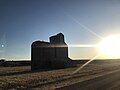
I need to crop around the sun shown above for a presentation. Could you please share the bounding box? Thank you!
[98,35,120,57]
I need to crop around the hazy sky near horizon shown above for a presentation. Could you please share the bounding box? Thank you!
[1,0,120,60]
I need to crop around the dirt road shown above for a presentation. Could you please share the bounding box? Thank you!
[57,70,120,90]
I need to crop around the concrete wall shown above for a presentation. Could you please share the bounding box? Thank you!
[50,33,68,58]
[31,33,71,70]
[31,41,54,70]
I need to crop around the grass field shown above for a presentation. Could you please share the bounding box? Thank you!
[0,61,120,90]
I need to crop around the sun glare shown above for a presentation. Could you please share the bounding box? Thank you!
[98,35,120,57]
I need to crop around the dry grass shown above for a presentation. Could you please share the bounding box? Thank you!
[0,62,120,90]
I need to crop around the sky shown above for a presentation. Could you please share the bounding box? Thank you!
[1,0,120,60]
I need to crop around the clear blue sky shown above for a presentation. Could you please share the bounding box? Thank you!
[0,0,120,60]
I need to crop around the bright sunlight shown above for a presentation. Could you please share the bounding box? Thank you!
[98,35,120,57]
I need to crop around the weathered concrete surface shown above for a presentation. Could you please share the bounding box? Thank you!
[31,33,72,70]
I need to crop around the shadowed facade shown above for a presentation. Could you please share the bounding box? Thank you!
[31,33,72,70]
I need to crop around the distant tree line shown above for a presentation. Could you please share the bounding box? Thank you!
[0,59,31,67]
